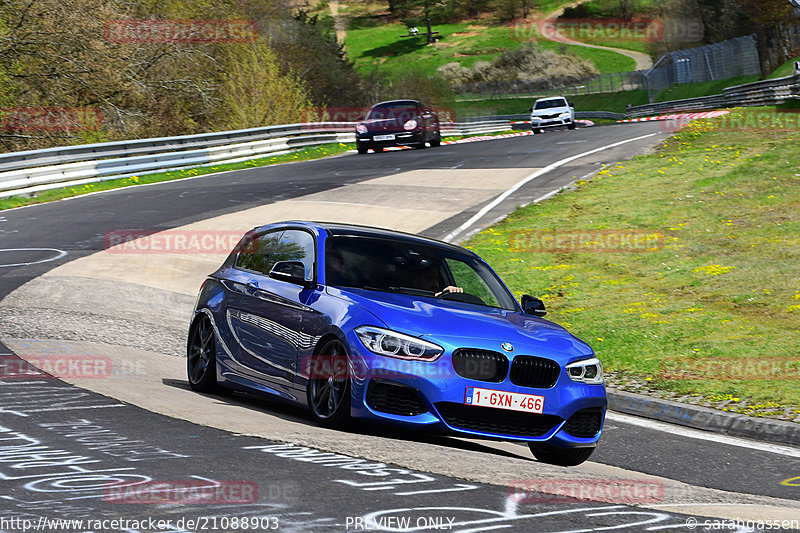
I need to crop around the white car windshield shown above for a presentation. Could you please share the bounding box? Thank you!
[534,99,568,110]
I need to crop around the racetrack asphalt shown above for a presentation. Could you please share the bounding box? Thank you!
[0,122,798,532]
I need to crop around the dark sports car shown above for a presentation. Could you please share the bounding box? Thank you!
[355,100,441,154]
[187,221,606,466]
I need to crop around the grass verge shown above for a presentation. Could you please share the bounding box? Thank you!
[654,75,760,103]
[454,89,648,115]
[464,108,800,419]
[454,74,770,116]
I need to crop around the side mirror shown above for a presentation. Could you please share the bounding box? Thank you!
[528,107,533,112]
[521,295,546,317]
[269,261,311,287]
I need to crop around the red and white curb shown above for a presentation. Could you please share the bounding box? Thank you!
[618,110,730,123]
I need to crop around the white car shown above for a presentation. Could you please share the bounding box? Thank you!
[529,97,576,134]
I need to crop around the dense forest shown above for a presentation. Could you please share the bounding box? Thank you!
[0,0,796,152]
[0,0,439,151]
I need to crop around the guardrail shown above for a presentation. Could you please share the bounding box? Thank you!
[627,74,800,117]
[0,120,516,198]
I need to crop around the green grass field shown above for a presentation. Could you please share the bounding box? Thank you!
[345,22,635,76]
[463,108,800,416]
[654,75,760,102]
[769,56,800,79]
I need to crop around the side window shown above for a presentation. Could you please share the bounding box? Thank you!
[444,258,501,308]
[267,229,315,280]
[235,231,282,273]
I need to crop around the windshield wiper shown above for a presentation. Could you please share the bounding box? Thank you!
[388,286,436,297]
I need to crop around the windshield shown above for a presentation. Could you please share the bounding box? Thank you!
[534,98,568,110]
[325,236,518,311]
[366,103,419,122]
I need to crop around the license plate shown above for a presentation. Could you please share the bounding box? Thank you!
[373,134,395,141]
[465,387,544,414]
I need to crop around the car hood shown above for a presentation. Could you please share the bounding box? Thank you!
[330,287,593,360]
[363,118,415,132]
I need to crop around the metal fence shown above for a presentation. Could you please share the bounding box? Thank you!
[642,35,761,101]
[453,35,762,103]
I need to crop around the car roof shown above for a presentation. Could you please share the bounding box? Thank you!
[257,220,478,257]
[370,100,420,108]
[535,96,567,102]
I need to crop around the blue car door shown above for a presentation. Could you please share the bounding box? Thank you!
[229,228,317,388]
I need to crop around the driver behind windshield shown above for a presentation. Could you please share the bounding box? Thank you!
[416,262,462,297]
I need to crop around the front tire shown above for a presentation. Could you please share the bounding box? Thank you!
[568,122,576,130]
[528,443,594,466]
[430,133,441,147]
[307,338,351,428]
[187,315,230,395]
[532,128,541,134]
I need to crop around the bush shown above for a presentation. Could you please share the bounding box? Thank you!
[437,43,598,85]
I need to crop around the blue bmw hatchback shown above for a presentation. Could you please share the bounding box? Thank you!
[187,221,606,466]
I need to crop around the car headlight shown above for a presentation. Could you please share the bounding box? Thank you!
[559,112,571,118]
[566,357,603,384]
[355,326,443,361]
[356,124,368,134]
[403,119,418,131]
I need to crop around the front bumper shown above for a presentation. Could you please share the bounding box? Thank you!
[345,332,606,447]
[531,116,573,128]
[357,131,424,149]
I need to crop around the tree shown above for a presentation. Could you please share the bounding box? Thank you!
[393,0,444,44]
[215,42,311,130]
[738,0,799,76]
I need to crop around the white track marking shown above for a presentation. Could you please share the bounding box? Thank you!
[442,132,660,242]
[0,247,67,268]
[606,412,800,458]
